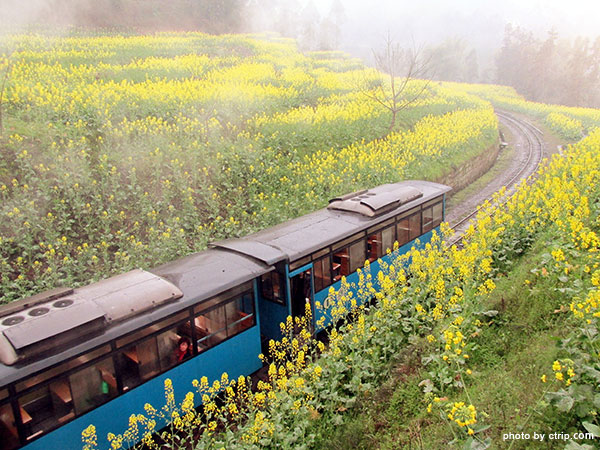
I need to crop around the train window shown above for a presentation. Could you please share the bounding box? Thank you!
[225,293,255,336]
[332,249,349,279]
[313,255,332,292]
[260,272,285,305]
[119,337,161,391]
[396,218,410,247]
[194,282,253,315]
[409,213,422,240]
[16,345,111,392]
[116,311,189,349]
[289,256,310,271]
[0,389,7,402]
[69,357,117,415]
[333,240,365,279]
[367,232,382,262]
[422,206,434,233]
[194,291,255,352]
[195,305,226,351]
[349,240,365,272]
[18,377,75,441]
[381,225,395,254]
[332,232,365,253]
[0,402,18,450]
[432,202,443,227]
[367,217,395,235]
[157,322,195,369]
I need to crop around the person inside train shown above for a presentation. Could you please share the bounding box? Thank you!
[174,336,192,362]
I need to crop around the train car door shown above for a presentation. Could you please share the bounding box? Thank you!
[288,263,314,327]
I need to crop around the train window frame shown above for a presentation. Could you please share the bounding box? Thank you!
[194,288,256,353]
[422,206,434,233]
[17,375,76,441]
[313,254,332,292]
[16,345,112,392]
[422,197,441,208]
[0,400,18,450]
[396,206,420,221]
[311,247,330,260]
[116,311,189,349]
[432,202,443,227]
[332,232,366,253]
[289,256,310,271]
[194,281,254,315]
[367,217,395,235]
[260,272,285,305]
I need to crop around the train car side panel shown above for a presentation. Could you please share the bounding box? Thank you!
[314,228,437,332]
[21,326,261,450]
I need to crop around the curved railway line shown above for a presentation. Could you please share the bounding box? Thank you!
[445,110,546,246]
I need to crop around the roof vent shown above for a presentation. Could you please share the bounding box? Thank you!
[53,299,74,308]
[28,307,50,317]
[328,184,423,217]
[1,316,24,326]
[0,269,183,365]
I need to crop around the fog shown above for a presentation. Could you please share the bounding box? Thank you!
[1,0,599,105]
[295,0,600,72]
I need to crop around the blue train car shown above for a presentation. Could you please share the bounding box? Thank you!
[212,180,451,339]
[0,250,270,450]
[0,180,450,449]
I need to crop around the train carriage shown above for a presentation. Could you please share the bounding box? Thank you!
[213,180,450,337]
[0,180,450,450]
[0,251,270,450]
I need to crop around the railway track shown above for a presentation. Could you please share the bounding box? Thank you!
[445,110,546,246]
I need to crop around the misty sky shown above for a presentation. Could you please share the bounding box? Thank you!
[313,0,600,42]
[305,0,599,76]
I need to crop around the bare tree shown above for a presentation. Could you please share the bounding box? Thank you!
[362,33,433,132]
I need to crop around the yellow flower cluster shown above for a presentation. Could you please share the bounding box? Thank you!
[447,402,477,434]
[552,359,576,386]
[545,112,583,140]
[2,30,499,303]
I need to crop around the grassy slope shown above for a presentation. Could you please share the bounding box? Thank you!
[313,119,580,450]
[313,231,571,449]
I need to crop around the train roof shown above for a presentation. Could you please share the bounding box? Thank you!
[211,180,451,264]
[0,248,271,383]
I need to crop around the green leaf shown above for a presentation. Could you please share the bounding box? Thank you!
[565,442,595,450]
[472,424,491,434]
[463,436,491,450]
[582,421,600,438]
[546,390,575,412]
[594,393,600,409]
